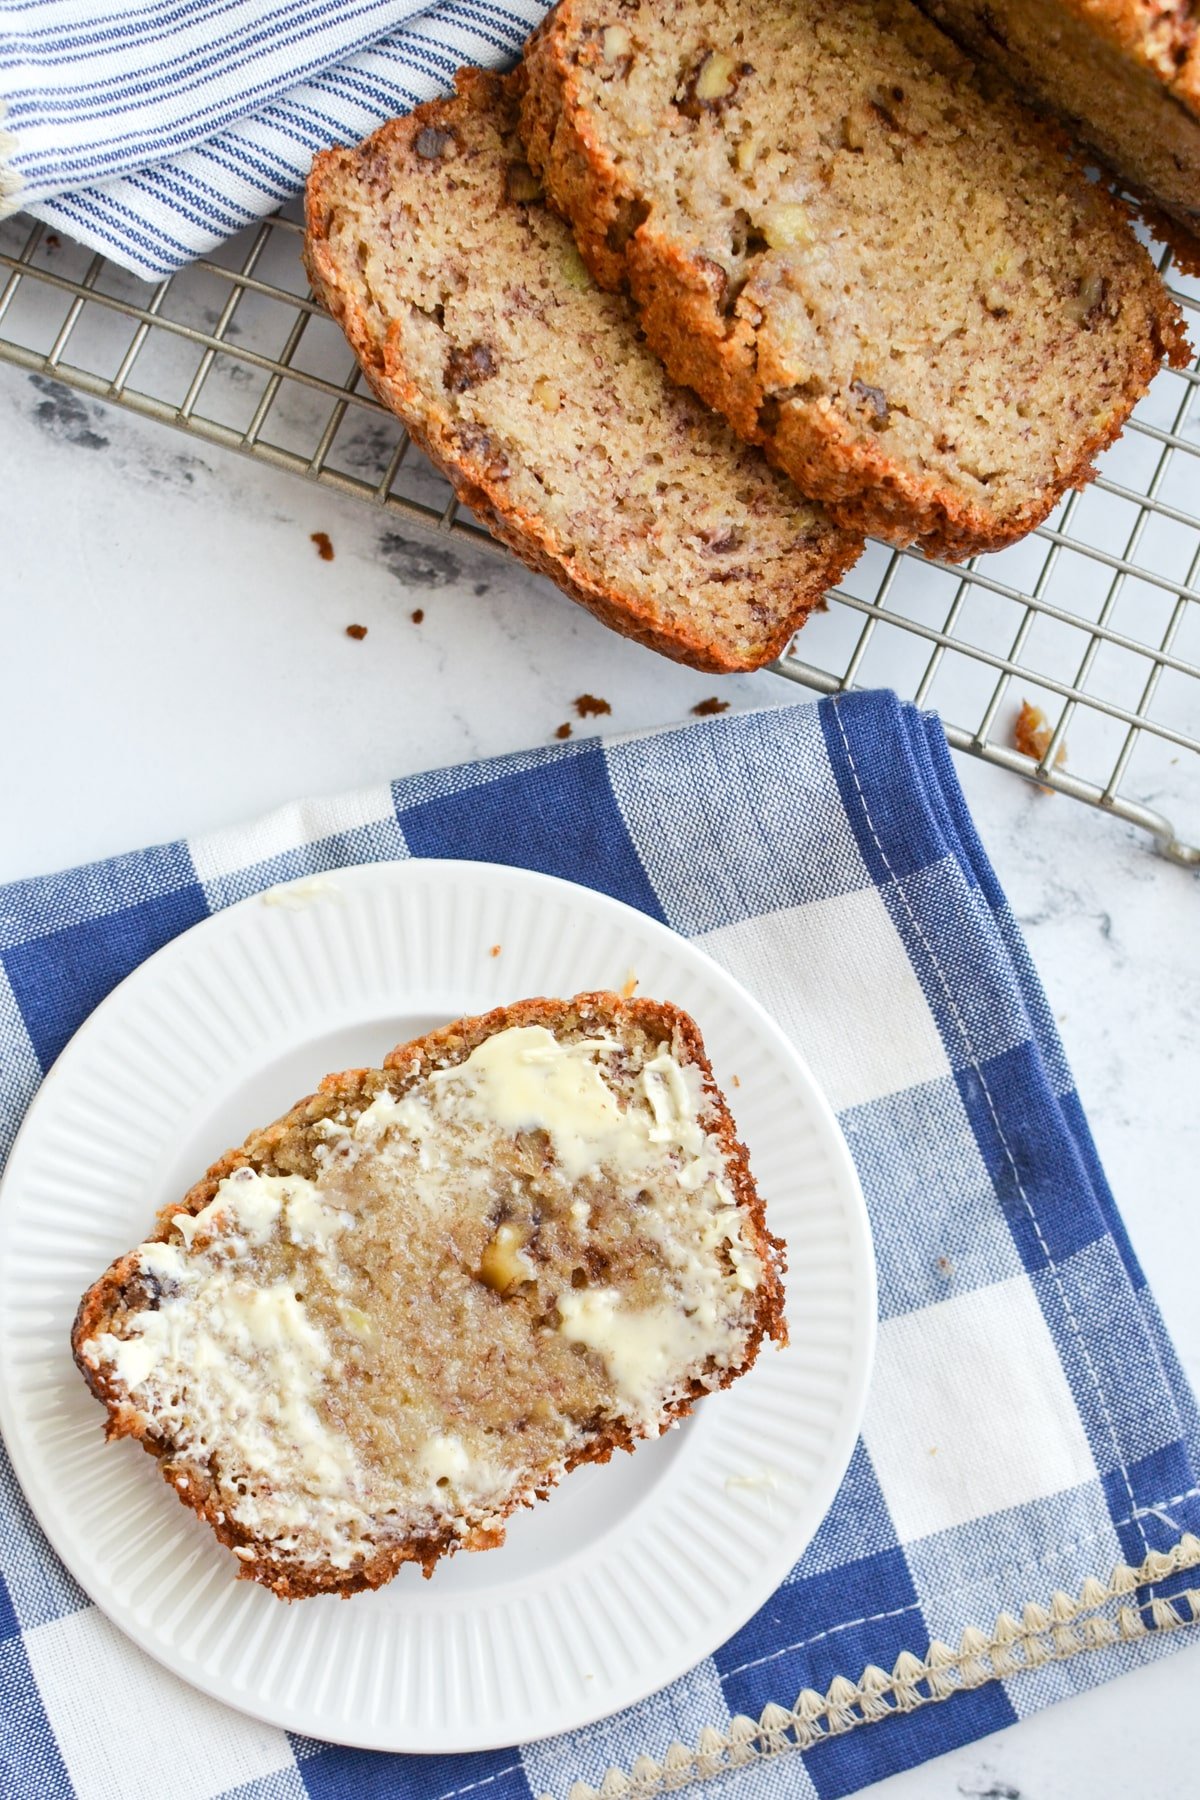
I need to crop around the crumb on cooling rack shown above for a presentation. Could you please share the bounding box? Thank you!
[45,233,61,250]
[311,531,334,561]
[554,722,572,740]
[411,608,425,624]
[345,623,368,640]
[574,694,611,718]
[1014,700,1067,790]
[692,697,730,716]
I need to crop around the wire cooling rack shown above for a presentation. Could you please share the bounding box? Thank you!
[2,202,1198,863]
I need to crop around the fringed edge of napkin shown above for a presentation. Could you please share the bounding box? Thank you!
[544,1533,1200,1800]
[0,98,21,221]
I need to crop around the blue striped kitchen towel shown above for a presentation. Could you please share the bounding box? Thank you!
[1,690,1199,1800]
[0,0,549,278]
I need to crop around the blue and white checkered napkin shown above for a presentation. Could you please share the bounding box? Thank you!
[2,690,1199,1800]
[0,0,549,279]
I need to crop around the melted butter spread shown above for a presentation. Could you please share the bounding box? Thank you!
[80,1024,768,1573]
[429,1027,724,1186]
[90,1170,370,1566]
[428,1027,633,1181]
[557,1287,718,1405]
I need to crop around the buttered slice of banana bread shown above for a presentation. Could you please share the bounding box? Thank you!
[73,994,786,1599]
[521,0,1190,560]
[302,69,860,673]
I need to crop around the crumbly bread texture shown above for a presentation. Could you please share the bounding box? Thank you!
[303,71,859,673]
[521,0,1190,559]
[73,994,786,1600]
[916,0,1200,249]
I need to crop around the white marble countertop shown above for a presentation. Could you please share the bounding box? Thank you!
[1,357,1197,1800]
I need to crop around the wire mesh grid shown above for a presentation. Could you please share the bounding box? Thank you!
[2,200,1198,863]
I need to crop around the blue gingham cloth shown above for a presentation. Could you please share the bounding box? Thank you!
[0,0,549,279]
[2,690,1199,1800]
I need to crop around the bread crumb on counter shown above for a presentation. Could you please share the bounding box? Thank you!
[345,623,368,640]
[692,697,730,716]
[311,531,334,561]
[574,694,611,718]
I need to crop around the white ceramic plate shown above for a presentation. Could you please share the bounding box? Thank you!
[0,859,875,1752]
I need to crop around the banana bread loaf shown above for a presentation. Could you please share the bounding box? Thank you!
[916,0,1200,248]
[521,0,1190,559]
[304,70,860,672]
[73,994,786,1599]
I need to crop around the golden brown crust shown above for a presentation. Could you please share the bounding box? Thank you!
[914,0,1200,251]
[303,71,857,673]
[521,1,1190,562]
[1052,0,1199,110]
[73,993,785,1601]
[1058,1,1200,245]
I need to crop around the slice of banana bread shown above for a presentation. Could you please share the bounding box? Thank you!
[73,993,786,1600]
[521,0,1190,559]
[303,70,859,674]
[916,0,1200,248]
